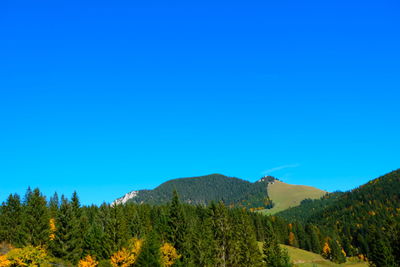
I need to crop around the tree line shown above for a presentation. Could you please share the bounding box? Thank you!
[0,188,292,266]
[278,169,400,267]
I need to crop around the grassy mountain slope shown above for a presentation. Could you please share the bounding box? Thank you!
[282,245,367,267]
[278,169,400,223]
[277,169,400,265]
[124,174,275,208]
[263,180,327,214]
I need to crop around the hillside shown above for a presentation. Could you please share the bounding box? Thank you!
[114,174,328,212]
[282,245,368,267]
[114,174,275,209]
[262,180,326,214]
[278,169,400,266]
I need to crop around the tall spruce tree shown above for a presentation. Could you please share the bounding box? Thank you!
[263,221,292,267]
[210,201,232,267]
[23,188,49,246]
[50,195,83,264]
[231,209,262,266]
[0,194,25,246]
[305,224,321,254]
[328,238,346,264]
[135,230,162,267]
[167,190,189,264]
[49,192,59,217]
[190,206,215,267]
[107,203,129,252]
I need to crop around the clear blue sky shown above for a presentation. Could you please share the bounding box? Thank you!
[1,0,399,205]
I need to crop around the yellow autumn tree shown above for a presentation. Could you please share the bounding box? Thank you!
[49,218,56,241]
[322,241,331,259]
[78,255,98,267]
[288,231,296,246]
[6,246,50,267]
[111,238,143,267]
[0,254,11,267]
[160,243,180,267]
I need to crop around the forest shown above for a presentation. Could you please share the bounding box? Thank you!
[121,174,275,209]
[0,170,399,266]
[0,188,291,267]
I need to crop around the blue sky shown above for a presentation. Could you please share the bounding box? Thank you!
[1,0,399,205]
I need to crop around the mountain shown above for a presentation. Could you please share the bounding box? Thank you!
[278,169,400,266]
[114,174,275,209]
[263,180,327,214]
[113,174,325,211]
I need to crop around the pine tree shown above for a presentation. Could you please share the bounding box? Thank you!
[0,194,25,246]
[23,188,49,246]
[167,190,189,264]
[305,225,321,254]
[107,204,129,253]
[231,209,262,266]
[190,206,215,267]
[49,192,60,217]
[263,222,292,267]
[81,207,109,260]
[135,230,162,267]
[368,229,396,267]
[50,194,83,264]
[210,202,231,267]
[328,238,346,264]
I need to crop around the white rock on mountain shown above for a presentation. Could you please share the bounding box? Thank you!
[112,190,138,205]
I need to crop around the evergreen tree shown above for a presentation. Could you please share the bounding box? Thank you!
[210,202,232,267]
[49,192,60,217]
[50,195,83,264]
[263,222,292,267]
[167,190,189,263]
[368,229,397,267]
[305,225,321,254]
[23,188,49,246]
[190,206,215,267]
[230,209,262,266]
[0,194,25,246]
[328,238,346,264]
[81,207,109,260]
[107,204,129,252]
[135,230,162,267]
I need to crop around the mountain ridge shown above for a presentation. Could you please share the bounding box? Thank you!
[113,173,326,211]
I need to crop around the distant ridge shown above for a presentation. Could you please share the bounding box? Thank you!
[277,169,400,265]
[113,174,275,209]
[113,173,326,212]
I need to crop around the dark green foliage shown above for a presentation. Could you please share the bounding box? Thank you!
[189,206,215,266]
[166,190,187,251]
[210,201,232,267]
[305,225,321,254]
[0,187,281,265]
[125,174,275,209]
[278,169,400,266]
[1,169,399,266]
[135,230,162,267]
[107,204,129,252]
[23,188,50,246]
[328,238,346,264]
[263,222,292,267]
[49,192,59,217]
[367,227,397,267]
[0,194,25,246]
[231,209,263,266]
[50,195,83,263]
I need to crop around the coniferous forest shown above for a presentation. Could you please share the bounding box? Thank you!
[0,170,399,266]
